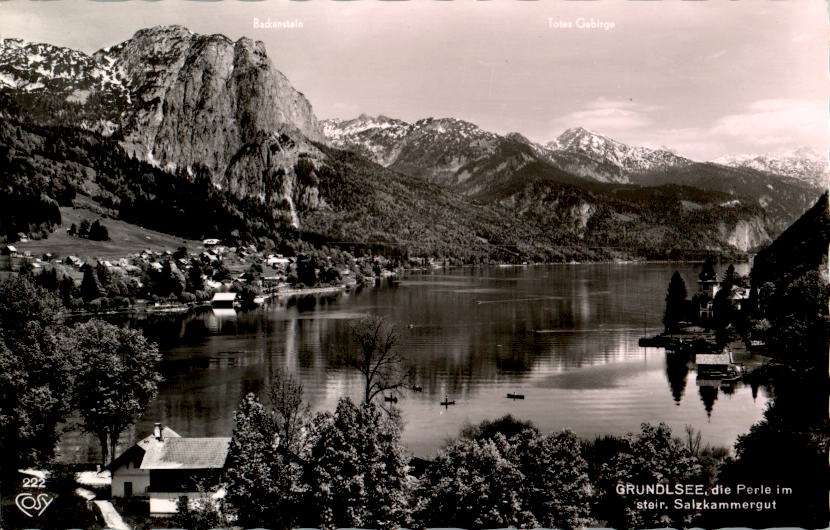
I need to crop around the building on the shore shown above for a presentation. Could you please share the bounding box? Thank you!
[697,276,720,298]
[107,423,231,516]
[695,351,734,378]
[698,299,715,321]
[211,292,238,308]
[725,284,751,311]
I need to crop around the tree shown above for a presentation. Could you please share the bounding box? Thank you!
[187,260,205,293]
[347,316,407,403]
[95,261,112,293]
[0,275,63,332]
[80,265,102,302]
[37,267,60,292]
[268,367,310,453]
[663,272,688,332]
[58,275,77,306]
[767,270,830,364]
[224,393,304,529]
[78,218,90,238]
[719,367,829,528]
[722,263,740,287]
[415,433,535,528]
[302,398,411,530]
[511,430,594,529]
[71,320,162,466]
[416,428,591,529]
[598,423,701,529]
[174,492,226,530]
[699,257,716,282]
[459,414,538,442]
[88,219,109,241]
[159,259,184,298]
[236,283,260,309]
[0,278,75,477]
[295,254,319,287]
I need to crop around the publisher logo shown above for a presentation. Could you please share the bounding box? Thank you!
[15,492,54,518]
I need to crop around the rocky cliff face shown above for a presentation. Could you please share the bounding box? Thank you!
[97,26,323,177]
[223,129,328,227]
[718,218,771,252]
[0,27,327,220]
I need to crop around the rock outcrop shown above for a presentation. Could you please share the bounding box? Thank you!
[98,25,322,178]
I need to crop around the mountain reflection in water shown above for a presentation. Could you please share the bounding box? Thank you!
[58,263,768,463]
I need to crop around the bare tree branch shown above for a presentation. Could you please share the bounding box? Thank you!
[347,315,409,404]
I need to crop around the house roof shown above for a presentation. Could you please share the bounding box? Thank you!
[211,292,237,302]
[140,437,231,470]
[696,353,732,365]
[136,427,181,449]
[106,427,181,471]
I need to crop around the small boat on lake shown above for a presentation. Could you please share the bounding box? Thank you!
[506,393,525,400]
[384,395,398,403]
[440,397,455,406]
[412,384,423,392]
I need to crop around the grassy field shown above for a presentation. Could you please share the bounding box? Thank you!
[16,205,204,261]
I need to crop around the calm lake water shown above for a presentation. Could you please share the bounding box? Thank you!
[60,263,768,462]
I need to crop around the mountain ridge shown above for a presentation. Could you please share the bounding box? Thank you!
[715,148,828,190]
[0,26,823,260]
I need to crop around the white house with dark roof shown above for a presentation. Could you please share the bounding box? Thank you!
[108,424,181,498]
[107,423,231,516]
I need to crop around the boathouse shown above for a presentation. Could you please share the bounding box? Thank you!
[696,351,734,378]
[210,292,238,308]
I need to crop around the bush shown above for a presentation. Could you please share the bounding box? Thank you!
[179,291,197,303]
[459,414,538,442]
[415,429,592,529]
[596,423,701,529]
[174,494,225,530]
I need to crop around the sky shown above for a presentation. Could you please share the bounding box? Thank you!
[0,0,827,161]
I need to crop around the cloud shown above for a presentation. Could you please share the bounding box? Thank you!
[644,128,723,161]
[547,97,826,161]
[710,98,827,147]
[645,99,828,160]
[550,97,659,136]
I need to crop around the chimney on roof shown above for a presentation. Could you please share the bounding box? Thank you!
[153,422,163,441]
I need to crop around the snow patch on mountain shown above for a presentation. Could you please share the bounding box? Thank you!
[544,127,693,179]
[715,148,829,189]
[0,37,130,124]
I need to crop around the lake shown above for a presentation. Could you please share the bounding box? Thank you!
[60,263,768,462]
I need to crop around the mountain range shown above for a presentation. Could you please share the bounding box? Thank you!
[0,26,825,261]
[716,148,828,190]
[322,114,826,191]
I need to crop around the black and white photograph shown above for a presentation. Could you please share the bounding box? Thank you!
[0,1,827,528]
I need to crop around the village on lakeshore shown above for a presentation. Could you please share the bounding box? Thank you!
[0,234,406,315]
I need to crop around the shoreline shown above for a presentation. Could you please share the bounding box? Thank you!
[54,259,751,318]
